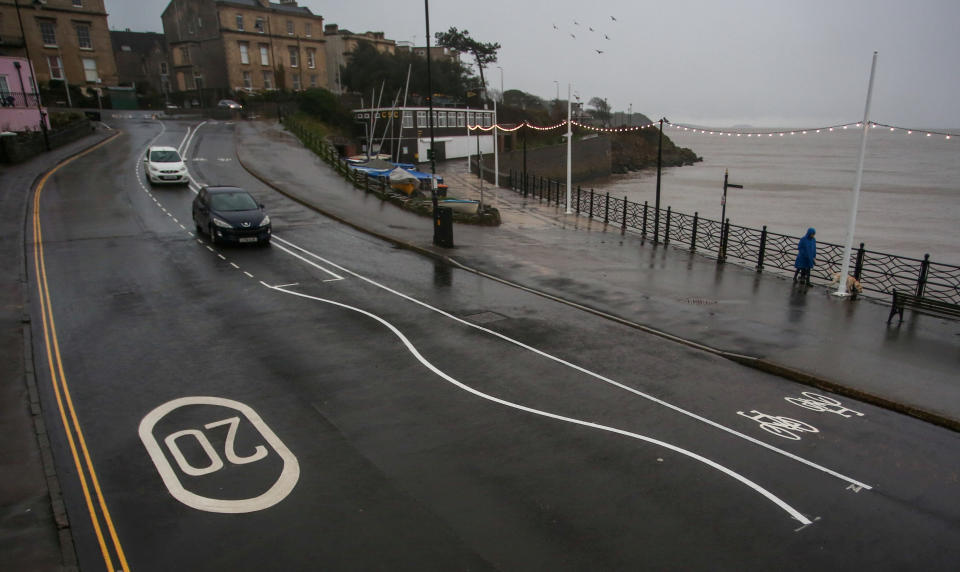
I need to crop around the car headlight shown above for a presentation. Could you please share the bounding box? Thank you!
[212,217,233,229]
[259,215,270,226]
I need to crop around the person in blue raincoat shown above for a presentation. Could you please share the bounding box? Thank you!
[793,228,816,284]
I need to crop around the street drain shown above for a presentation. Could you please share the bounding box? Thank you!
[464,311,508,324]
[684,297,719,305]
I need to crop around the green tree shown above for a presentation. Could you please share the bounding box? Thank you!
[434,27,500,103]
[340,41,473,105]
[588,97,612,126]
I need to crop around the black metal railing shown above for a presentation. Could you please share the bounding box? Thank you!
[0,90,41,108]
[504,168,960,305]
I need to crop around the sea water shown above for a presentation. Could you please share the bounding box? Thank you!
[594,126,960,265]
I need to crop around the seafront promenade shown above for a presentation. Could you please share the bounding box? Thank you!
[237,120,960,430]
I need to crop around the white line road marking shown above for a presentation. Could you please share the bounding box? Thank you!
[272,283,300,288]
[269,235,872,492]
[264,282,813,526]
[230,263,240,269]
[206,246,214,253]
[271,242,343,281]
[244,272,254,278]
[217,254,226,260]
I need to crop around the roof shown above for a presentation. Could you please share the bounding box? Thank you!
[110,30,167,54]
[216,0,315,16]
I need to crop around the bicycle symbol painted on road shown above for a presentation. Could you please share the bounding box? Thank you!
[785,392,864,418]
[737,410,820,440]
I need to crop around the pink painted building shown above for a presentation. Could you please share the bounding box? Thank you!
[0,56,50,132]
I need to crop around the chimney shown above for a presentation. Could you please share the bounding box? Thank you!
[325,24,338,34]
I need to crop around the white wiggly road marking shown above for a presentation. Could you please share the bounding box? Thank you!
[263,281,813,526]
[270,236,872,492]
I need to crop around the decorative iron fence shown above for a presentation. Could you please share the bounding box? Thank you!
[504,169,960,305]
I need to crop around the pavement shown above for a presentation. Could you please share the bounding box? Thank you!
[234,120,960,431]
[3,119,957,569]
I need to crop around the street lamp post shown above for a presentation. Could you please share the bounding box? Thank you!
[654,117,664,243]
[497,66,503,103]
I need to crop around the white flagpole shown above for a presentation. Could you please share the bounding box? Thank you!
[835,51,878,297]
[565,83,573,214]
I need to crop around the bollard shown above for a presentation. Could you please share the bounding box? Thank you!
[604,192,610,224]
[756,226,768,272]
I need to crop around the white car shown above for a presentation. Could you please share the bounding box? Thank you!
[218,99,242,110]
[144,146,189,185]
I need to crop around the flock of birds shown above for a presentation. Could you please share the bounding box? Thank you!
[553,15,617,54]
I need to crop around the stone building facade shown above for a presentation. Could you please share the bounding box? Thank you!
[322,24,395,93]
[110,30,170,96]
[161,0,327,97]
[0,0,118,88]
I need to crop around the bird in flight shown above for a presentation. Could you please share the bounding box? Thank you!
[595,49,604,54]
[604,34,610,40]
[553,23,558,30]
[611,15,617,21]
[570,33,576,39]
[574,20,580,25]
[589,27,595,32]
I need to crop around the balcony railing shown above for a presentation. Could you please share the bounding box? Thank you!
[0,91,42,108]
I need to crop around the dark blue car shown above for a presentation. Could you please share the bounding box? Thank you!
[192,186,271,246]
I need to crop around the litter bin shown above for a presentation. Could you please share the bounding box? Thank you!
[434,206,454,248]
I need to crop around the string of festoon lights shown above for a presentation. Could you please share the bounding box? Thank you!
[467,119,956,140]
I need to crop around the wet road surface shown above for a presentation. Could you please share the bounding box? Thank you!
[26,116,960,570]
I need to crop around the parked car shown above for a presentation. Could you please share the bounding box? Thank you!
[192,186,271,246]
[144,146,189,185]
[217,99,242,110]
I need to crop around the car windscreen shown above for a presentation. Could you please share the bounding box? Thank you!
[150,150,182,162]
[209,192,259,211]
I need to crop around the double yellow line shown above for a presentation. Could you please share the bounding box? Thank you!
[32,132,130,571]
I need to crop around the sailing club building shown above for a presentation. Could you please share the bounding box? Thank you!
[353,106,495,164]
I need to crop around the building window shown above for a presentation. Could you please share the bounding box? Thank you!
[262,70,274,89]
[305,23,312,37]
[286,20,294,35]
[121,45,132,52]
[416,111,426,127]
[179,46,191,65]
[76,24,92,49]
[259,44,269,65]
[192,70,203,90]
[438,111,447,128]
[483,114,492,127]
[467,112,475,126]
[82,58,98,82]
[47,56,64,80]
[309,74,317,88]
[159,61,168,75]
[292,74,301,90]
[288,46,298,67]
[39,21,57,46]
[306,48,315,69]
[255,18,264,33]
[73,0,83,6]
[457,112,465,127]
[239,42,249,64]
[236,14,244,31]
[402,112,413,128]
[242,71,252,89]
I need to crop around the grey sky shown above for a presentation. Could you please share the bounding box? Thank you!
[105,0,960,128]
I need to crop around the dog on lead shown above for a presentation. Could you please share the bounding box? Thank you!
[830,273,863,294]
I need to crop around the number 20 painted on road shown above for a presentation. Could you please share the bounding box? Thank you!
[139,396,300,513]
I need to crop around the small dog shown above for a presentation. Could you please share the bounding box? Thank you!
[830,273,863,294]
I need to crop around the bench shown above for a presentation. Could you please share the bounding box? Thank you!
[887,290,960,325]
